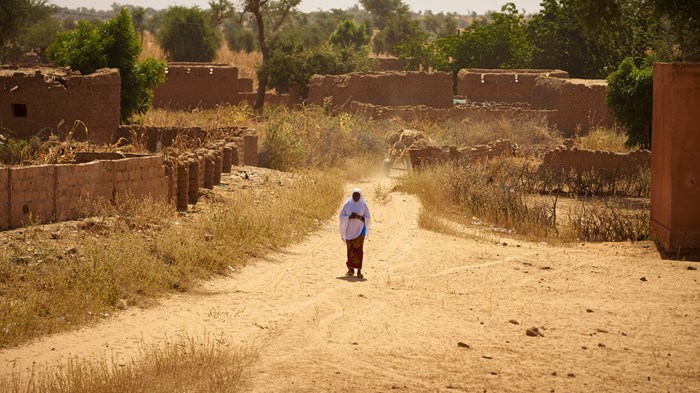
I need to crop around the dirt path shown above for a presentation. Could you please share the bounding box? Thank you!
[2,175,700,392]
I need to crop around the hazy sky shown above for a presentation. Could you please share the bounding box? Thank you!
[49,0,544,14]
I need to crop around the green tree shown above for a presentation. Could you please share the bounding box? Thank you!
[0,0,57,62]
[372,14,420,55]
[48,9,166,122]
[441,3,531,71]
[527,0,625,78]
[394,31,448,71]
[157,6,220,62]
[224,19,257,52]
[329,19,369,48]
[260,36,370,96]
[243,0,301,111]
[605,56,654,149]
[358,0,408,29]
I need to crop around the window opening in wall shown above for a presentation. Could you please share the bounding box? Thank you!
[12,104,27,117]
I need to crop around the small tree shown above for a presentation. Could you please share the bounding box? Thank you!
[329,19,369,49]
[157,6,220,62]
[48,9,165,123]
[606,56,654,149]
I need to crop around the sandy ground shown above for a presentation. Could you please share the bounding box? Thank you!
[1,174,699,392]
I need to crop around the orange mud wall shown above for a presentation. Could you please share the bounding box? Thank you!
[651,63,700,250]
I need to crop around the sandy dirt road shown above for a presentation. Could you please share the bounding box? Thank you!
[1,174,699,392]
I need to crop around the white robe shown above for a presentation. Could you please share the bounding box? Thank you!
[339,188,371,241]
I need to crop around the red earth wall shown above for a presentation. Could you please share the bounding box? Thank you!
[651,62,700,250]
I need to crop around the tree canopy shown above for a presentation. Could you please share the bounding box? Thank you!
[157,6,220,62]
[48,8,165,123]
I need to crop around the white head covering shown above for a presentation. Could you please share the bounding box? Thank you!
[339,188,371,241]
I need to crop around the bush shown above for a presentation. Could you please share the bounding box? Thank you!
[606,56,654,149]
[47,9,165,123]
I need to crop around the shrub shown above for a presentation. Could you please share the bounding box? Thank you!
[48,8,165,122]
[606,56,654,149]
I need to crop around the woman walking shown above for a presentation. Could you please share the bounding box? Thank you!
[339,188,371,278]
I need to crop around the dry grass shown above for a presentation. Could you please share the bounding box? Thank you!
[139,33,261,82]
[0,333,255,393]
[0,171,342,348]
[417,208,462,237]
[416,114,562,153]
[397,158,649,242]
[216,46,261,81]
[134,105,255,129]
[574,127,632,153]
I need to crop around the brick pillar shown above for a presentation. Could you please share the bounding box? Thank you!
[213,150,223,185]
[203,154,215,189]
[222,146,233,173]
[176,161,189,211]
[244,135,258,166]
[188,159,199,205]
[0,168,8,230]
[231,144,239,166]
[651,63,700,250]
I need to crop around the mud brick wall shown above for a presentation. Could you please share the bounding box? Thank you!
[1,155,169,230]
[113,156,169,202]
[307,72,454,109]
[409,139,517,169]
[0,169,7,230]
[238,78,254,93]
[457,69,568,103]
[533,76,615,135]
[55,160,113,221]
[349,101,555,123]
[651,62,700,250]
[152,63,240,109]
[0,67,121,144]
[540,147,650,177]
[8,165,55,228]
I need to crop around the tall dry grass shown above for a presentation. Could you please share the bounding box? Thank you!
[574,127,632,153]
[0,334,255,393]
[0,171,342,348]
[397,158,649,242]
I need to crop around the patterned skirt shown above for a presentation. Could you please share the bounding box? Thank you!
[346,235,365,270]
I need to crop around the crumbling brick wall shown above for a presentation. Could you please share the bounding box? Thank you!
[533,77,615,136]
[349,101,555,122]
[457,69,569,102]
[540,147,650,176]
[152,63,241,109]
[409,139,517,168]
[0,67,121,144]
[116,125,259,166]
[307,71,454,109]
